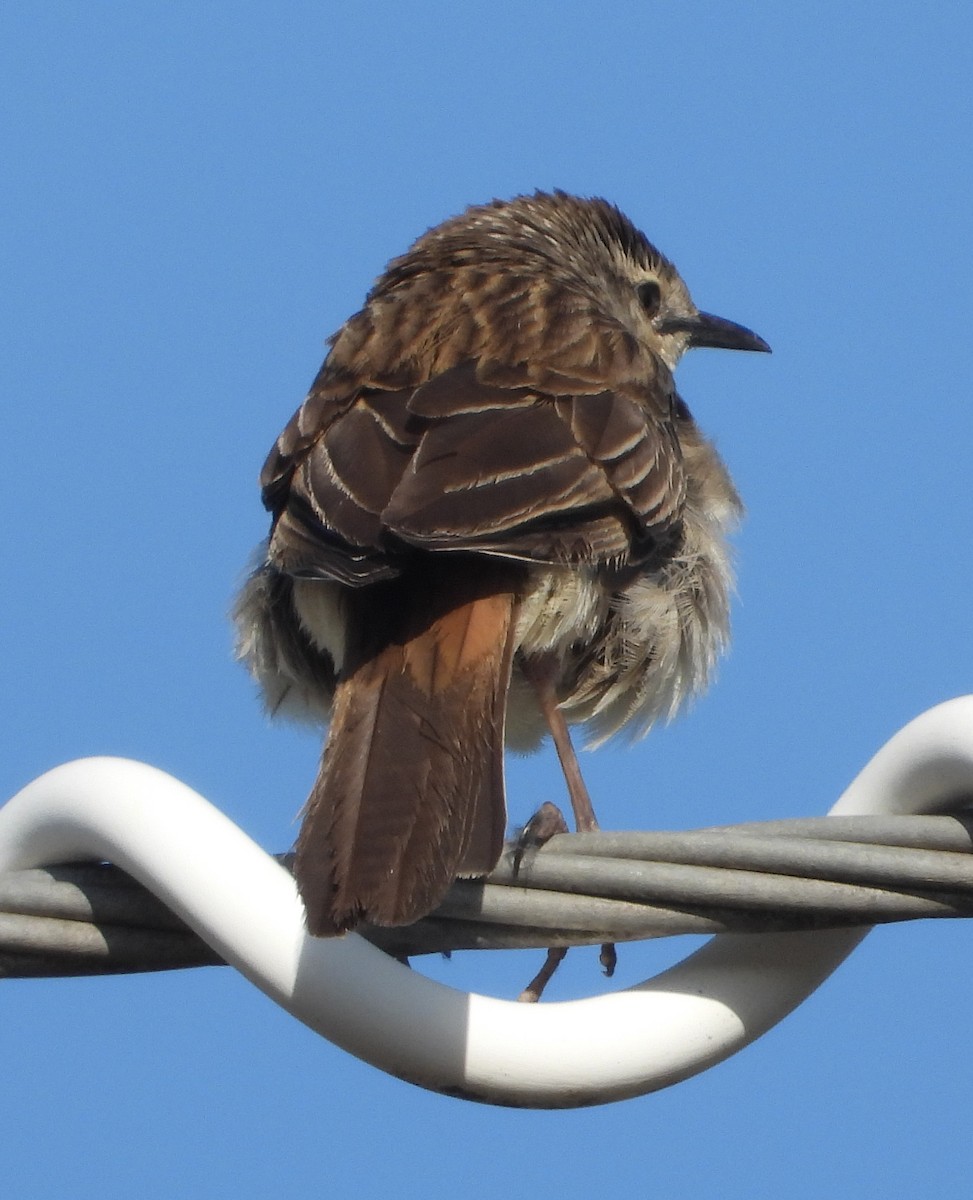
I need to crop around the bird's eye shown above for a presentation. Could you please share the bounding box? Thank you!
[637,280,662,317]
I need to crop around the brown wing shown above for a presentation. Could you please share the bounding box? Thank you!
[263,384,420,584]
[263,360,686,583]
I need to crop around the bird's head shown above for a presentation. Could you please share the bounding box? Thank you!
[337,191,769,386]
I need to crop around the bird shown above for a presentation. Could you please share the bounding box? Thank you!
[233,190,770,938]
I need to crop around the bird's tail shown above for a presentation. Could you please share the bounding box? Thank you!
[294,561,520,935]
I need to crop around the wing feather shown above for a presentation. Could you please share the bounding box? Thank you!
[264,360,686,580]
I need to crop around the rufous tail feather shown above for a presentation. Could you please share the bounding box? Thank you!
[295,561,520,934]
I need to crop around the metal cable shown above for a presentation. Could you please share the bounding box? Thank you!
[3,813,973,977]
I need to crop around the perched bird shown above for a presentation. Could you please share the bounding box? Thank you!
[234,190,769,937]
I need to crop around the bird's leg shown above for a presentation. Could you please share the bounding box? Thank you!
[516,655,617,1001]
[521,654,599,833]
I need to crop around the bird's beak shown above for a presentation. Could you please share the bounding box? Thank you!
[657,311,771,354]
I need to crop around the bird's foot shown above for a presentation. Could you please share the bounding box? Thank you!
[513,802,617,1001]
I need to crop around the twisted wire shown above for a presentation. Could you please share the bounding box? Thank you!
[3,813,972,977]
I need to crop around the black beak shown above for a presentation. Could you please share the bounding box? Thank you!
[657,311,771,354]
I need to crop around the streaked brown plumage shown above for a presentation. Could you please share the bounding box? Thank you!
[234,191,769,935]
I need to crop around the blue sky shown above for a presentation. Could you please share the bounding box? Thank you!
[3,3,973,1196]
